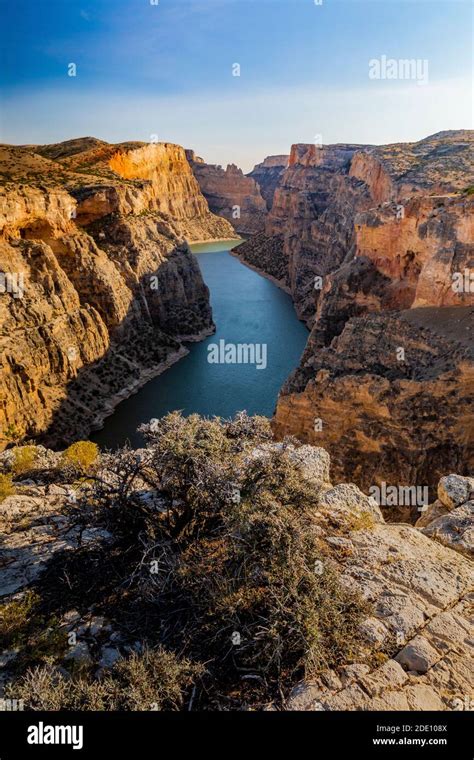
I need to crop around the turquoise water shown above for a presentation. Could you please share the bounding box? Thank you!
[91,240,309,449]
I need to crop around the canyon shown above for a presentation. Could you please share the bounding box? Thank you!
[186,149,268,235]
[0,138,235,448]
[234,130,474,497]
[0,130,473,714]
[1,131,472,494]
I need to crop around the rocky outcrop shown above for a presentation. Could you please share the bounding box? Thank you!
[247,154,289,210]
[274,306,474,502]
[236,142,373,323]
[233,131,474,495]
[278,454,473,712]
[0,139,235,448]
[186,150,267,235]
[236,131,474,324]
[1,441,472,711]
[416,474,474,558]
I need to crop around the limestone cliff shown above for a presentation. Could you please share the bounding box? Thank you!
[236,131,473,323]
[186,150,267,235]
[274,306,474,501]
[236,142,373,322]
[0,139,235,448]
[247,154,289,210]
[236,131,474,495]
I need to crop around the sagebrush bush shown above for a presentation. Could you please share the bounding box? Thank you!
[11,445,38,475]
[7,648,202,711]
[0,591,40,648]
[0,472,15,503]
[88,413,369,707]
[7,413,370,710]
[61,441,99,472]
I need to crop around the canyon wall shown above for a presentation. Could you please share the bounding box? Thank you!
[237,130,474,497]
[186,150,267,235]
[236,130,473,323]
[274,306,474,503]
[247,154,289,210]
[0,139,235,448]
[236,142,373,323]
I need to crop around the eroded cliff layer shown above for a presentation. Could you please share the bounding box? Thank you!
[0,138,235,447]
[274,306,474,501]
[236,131,474,323]
[237,130,474,494]
[236,142,373,322]
[186,150,267,235]
[247,154,289,210]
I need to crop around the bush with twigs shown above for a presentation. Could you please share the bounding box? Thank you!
[5,412,370,710]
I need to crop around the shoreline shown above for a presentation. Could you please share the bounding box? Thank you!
[89,346,189,437]
[229,248,292,295]
[230,250,311,327]
[188,236,243,247]
[81,243,304,445]
[89,324,215,439]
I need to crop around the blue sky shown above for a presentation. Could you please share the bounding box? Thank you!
[0,0,472,171]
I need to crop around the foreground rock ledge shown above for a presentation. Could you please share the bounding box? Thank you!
[1,443,472,711]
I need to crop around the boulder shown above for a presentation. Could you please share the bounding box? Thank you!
[318,483,384,524]
[437,475,474,509]
[421,501,474,558]
[395,636,442,674]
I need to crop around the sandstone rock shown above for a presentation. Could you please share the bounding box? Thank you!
[274,308,474,498]
[318,483,384,524]
[247,155,289,210]
[438,475,474,509]
[395,636,442,674]
[187,151,267,235]
[404,685,444,711]
[236,132,474,496]
[287,444,331,484]
[358,659,407,698]
[338,664,371,686]
[287,682,325,711]
[421,501,474,557]
[415,500,450,528]
[2,440,473,711]
[0,139,234,449]
[0,486,109,597]
[359,617,390,647]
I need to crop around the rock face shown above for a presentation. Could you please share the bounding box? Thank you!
[235,131,474,497]
[236,142,373,322]
[0,139,235,448]
[416,474,474,558]
[236,131,474,324]
[186,150,267,235]
[274,306,474,503]
[247,154,289,210]
[279,454,474,713]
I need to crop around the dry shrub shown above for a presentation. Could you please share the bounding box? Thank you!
[130,415,370,707]
[0,472,15,503]
[61,441,99,473]
[7,647,202,711]
[0,591,40,648]
[7,413,370,710]
[11,445,38,475]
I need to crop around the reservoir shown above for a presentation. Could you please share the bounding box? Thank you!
[91,240,309,449]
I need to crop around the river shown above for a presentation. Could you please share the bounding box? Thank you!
[91,240,309,449]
